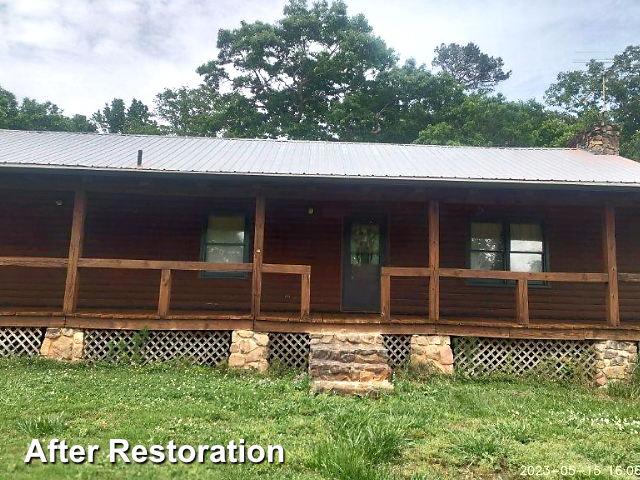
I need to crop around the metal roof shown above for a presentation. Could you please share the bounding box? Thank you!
[1,129,640,188]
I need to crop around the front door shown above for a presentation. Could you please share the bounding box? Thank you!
[342,217,387,312]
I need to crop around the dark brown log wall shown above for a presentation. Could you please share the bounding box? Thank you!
[0,189,73,308]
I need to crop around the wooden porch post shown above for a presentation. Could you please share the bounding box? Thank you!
[252,196,266,319]
[301,271,311,320]
[157,269,172,318]
[63,189,87,315]
[603,205,620,326]
[381,272,391,322]
[428,200,440,322]
[516,277,529,325]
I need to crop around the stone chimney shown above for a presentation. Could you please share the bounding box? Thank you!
[567,122,620,155]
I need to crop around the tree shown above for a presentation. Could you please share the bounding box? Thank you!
[125,99,161,134]
[0,87,19,129]
[432,42,512,92]
[0,85,97,132]
[196,0,397,139]
[415,94,578,147]
[93,98,126,133]
[93,98,160,134]
[624,131,640,161]
[327,59,464,143]
[155,86,223,136]
[545,45,640,160]
[70,114,97,133]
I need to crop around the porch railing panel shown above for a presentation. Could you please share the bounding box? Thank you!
[0,257,311,320]
[381,266,613,324]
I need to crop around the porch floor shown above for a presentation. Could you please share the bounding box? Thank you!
[1,306,640,341]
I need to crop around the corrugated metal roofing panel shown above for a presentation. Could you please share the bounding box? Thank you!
[1,129,640,187]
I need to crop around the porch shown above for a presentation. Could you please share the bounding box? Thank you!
[2,176,640,341]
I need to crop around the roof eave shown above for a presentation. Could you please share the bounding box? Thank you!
[2,163,640,192]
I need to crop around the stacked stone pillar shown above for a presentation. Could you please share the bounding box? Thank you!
[410,334,454,374]
[594,340,638,387]
[228,330,270,372]
[40,327,84,361]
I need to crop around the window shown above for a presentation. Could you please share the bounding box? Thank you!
[469,221,545,284]
[201,214,250,277]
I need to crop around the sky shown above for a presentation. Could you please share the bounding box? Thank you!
[1,0,639,118]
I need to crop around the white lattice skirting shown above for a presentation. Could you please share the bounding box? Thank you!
[269,333,310,370]
[454,337,597,379]
[0,327,44,357]
[383,334,412,368]
[83,329,231,365]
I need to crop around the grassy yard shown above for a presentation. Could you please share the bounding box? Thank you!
[2,358,640,479]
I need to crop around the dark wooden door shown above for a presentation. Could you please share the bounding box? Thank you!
[342,216,387,312]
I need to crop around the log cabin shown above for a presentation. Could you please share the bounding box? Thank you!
[0,125,639,390]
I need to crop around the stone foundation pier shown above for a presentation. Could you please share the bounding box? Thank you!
[410,335,454,374]
[594,340,638,387]
[40,327,84,362]
[228,330,270,372]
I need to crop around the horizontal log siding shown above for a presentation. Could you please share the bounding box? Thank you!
[0,187,632,324]
[78,193,254,311]
[614,207,640,322]
[0,190,73,308]
[440,204,606,321]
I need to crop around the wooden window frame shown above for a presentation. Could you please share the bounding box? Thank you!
[466,218,549,287]
[199,211,252,279]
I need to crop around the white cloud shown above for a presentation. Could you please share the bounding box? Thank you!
[0,0,638,117]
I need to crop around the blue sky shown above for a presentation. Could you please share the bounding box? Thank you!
[1,0,638,117]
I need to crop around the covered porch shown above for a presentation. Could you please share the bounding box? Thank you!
[2,173,640,341]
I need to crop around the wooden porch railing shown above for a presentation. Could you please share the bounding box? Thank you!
[381,267,612,324]
[380,202,622,326]
[0,193,311,321]
[0,256,311,320]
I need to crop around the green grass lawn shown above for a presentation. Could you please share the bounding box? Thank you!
[2,358,640,480]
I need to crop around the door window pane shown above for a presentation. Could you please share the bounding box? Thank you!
[350,223,380,265]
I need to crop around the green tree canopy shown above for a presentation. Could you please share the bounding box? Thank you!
[0,86,95,132]
[415,94,579,147]
[545,45,640,159]
[327,59,464,143]
[195,0,397,139]
[155,86,223,136]
[432,42,512,92]
[93,98,160,134]
[0,87,19,129]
